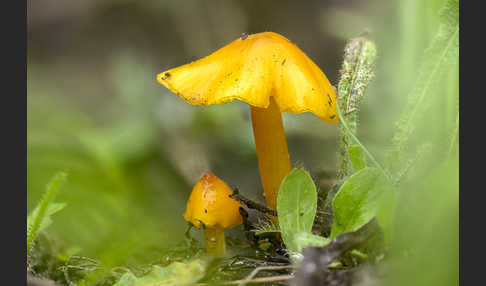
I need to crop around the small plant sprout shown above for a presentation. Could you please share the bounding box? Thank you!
[157,32,339,218]
[184,173,243,256]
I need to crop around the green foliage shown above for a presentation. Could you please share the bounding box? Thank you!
[333,36,389,182]
[448,113,459,156]
[27,203,67,237]
[337,37,377,180]
[336,101,390,181]
[114,260,206,286]
[348,145,366,172]
[375,187,398,247]
[27,172,67,255]
[277,169,318,253]
[330,168,390,239]
[337,38,377,122]
[320,36,380,226]
[294,233,330,249]
[27,90,191,271]
[325,0,459,256]
[388,0,459,172]
[386,157,458,286]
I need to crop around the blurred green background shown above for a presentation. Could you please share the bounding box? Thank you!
[27,0,458,284]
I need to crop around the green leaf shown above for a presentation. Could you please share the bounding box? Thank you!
[348,145,366,172]
[27,172,68,255]
[277,168,318,253]
[336,37,378,180]
[331,167,390,239]
[294,232,330,250]
[388,0,459,171]
[113,260,206,286]
[27,202,67,233]
[376,187,398,247]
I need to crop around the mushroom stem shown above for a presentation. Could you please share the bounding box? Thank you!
[251,96,292,219]
[203,227,226,255]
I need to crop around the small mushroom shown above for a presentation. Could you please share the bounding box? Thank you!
[184,172,242,255]
[158,32,338,220]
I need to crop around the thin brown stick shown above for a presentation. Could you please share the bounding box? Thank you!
[196,265,294,286]
[227,275,293,285]
[196,274,293,285]
[229,188,278,217]
[237,265,294,286]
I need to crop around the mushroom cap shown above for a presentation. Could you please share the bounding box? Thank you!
[157,32,338,123]
[184,173,243,229]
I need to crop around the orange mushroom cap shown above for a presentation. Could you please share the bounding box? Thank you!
[157,31,339,123]
[184,173,243,229]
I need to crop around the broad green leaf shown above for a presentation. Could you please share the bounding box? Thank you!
[113,260,206,286]
[331,167,390,239]
[277,168,318,253]
[376,187,398,246]
[348,145,366,172]
[295,232,330,250]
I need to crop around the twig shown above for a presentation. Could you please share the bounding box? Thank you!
[237,265,294,286]
[229,188,278,217]
[227,275,293,285]
[197,274,293,285]
[196,265,293,286]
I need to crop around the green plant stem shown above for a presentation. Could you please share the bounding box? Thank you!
[336,37,377,180]
[318,36,381,236]
[336,103,391,181]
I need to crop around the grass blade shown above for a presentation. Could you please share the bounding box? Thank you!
[27,172,67,255]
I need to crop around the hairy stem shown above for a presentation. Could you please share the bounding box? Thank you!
[336,36,377,180]
[317,36,381,235]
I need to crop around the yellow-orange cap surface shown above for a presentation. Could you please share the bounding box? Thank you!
[157,32,338,123]
[184,173,243,229]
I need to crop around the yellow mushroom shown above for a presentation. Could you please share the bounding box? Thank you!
[158,32,338,219]
[184,172,242,256]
